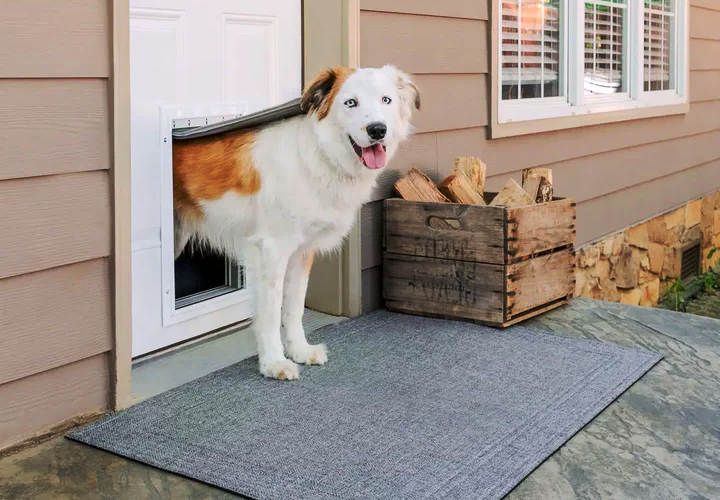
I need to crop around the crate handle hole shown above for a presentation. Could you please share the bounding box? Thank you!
[427,216,461,230]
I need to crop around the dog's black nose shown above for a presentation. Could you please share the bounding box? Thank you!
[366,122,387,141]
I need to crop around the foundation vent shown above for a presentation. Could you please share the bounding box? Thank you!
[681,242,701,281]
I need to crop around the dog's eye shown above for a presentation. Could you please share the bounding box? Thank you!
[382,96,392,104]
[344,99,357,108]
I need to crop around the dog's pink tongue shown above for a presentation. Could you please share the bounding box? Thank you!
[361,143,386,169]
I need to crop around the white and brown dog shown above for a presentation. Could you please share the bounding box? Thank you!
[172,65,420,380]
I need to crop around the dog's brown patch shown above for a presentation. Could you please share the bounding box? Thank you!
[408,81,421,110]
[173,130,261,220]
[303,251,315,276]
[300,67,355,120]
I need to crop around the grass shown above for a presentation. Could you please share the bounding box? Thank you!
[658,249,720,320]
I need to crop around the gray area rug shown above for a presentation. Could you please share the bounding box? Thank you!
[68,310,662,500]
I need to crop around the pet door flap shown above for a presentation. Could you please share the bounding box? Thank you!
[172,97,305,140]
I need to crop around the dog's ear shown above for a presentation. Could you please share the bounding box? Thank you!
[409,81,421,111]
[301,68,339,120]
[399,73,421,112]
[383,65,421,118]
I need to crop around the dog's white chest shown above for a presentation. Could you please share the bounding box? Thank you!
[293,178,372,249]
[200,170,372,254]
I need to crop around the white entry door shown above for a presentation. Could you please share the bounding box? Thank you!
[129,0,302,357]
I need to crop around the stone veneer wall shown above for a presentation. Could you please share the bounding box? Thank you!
[575,190,720,307]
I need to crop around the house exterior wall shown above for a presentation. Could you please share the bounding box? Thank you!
[575,190,720,307]
[360,0,720,313]
[0,0,113,449]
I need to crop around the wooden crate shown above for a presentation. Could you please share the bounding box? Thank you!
[382,194,576,327]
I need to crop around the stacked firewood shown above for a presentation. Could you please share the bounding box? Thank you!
[394,157,553,207]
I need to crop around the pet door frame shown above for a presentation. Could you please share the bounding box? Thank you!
[159,103,254,327]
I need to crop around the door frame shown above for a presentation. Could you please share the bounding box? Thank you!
[110,0,361,410]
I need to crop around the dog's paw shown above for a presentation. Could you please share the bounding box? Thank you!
[287,343,328,365]
[260,359,300,380]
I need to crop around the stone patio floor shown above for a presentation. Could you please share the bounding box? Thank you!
[1,298,719,499]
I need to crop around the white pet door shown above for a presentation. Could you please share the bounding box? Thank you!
[158,105,254,329]
[130,105,257,358]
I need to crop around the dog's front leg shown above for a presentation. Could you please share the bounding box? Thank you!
[282,249,328,365]
[246,240,299,380]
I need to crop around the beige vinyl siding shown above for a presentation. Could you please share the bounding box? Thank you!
[690,71,720,102]
[361,0,488,20]
[0,172,111,280]
[0,80,110,180]
[360,0,720,312]
[0,0,112,450]
[0,259,112,385]
[690,40,720,70]
[410,75,489,133]
[691,0,718,9]
[0,354,109,450]
[361,12,488,73]
[578,159,720,243]
[433,101,720,177]
[0,0,109,78]
[689,4,720,40]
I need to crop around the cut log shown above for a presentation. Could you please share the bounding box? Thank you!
[489,178,535,208]
[522,177,542,203]
[522,167,553,203]
[522,176,553,204]
[453,157,487,197]
[537,177,553,203]
[437,172,486,205]
[394,167,450,203]
[522,167,553,185]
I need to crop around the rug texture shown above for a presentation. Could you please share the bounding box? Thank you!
[68,310,662,500]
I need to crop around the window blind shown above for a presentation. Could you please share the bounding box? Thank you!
[501,0,562,100]
[644,0,674,90]
[584,1,626,95]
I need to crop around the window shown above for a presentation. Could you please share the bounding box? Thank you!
[584,0,627,96]
[498,0,687,124]
[644,0,675,91]
[501,0,563,100]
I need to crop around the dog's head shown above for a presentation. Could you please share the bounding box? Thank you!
[301,65,420,174]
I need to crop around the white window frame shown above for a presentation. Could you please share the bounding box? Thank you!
[497,0,688,126]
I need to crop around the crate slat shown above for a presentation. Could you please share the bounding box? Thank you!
[507,198,576,262]
[384,198,506,265]
[501,297,571,327]
[383,253,505,323]
[506,248,575,320]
